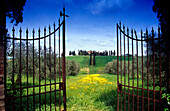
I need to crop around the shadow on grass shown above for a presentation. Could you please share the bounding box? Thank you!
[96,87,164,111]
[95,89,117,110]
[6,82,63,111]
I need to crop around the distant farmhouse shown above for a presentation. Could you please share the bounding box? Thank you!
[69,50,116,56]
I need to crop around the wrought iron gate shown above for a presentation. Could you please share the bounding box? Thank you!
[117,22,163,111]
[4,8,67,111]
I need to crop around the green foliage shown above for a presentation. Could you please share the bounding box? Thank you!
[66,60,80,76]
[162,93,170,111]
[66,56,90,68]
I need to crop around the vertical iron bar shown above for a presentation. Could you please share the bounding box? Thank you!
[117,23,119,111]
[135,30,139,111]
[152,28,155,111]
[127,27,130,111]
[120,22,122,111]
[44,27,47,111]
[33,29,35,111]
[38,28,41,111]
[12,27,15,111]
[4,26,7,111]
[49,25,52,111]
[54,22,57,111]
[131,29,134,111]
[19,27,22,111]
[158,26,162,109]
[62,7,67,111]
[141,29,144,111]
[59,18,61,111]
[146,29,149,111]
[123,25,126,111]
[26,28,29,111]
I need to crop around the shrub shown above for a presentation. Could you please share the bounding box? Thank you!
[104,60,117,74]
[66,60,80,76]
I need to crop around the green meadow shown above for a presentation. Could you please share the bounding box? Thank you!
[6,55,163,111]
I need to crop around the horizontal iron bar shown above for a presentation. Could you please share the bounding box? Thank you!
[6,82,63,91]
[6,22,63,40]
[6,89,60,100]
[121,84,161,93]
[120,91,161,102]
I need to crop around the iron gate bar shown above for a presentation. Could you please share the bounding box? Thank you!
[123,25,126,111]
[62,7,67,111]
[146,29,149,111]
[26,28,29,111]
[53,22,56,111]
[12,26,15,111]
[121,91,160,102]
[116,23,119,111]
[134,30,139,111]
[38,28,41,111]
[33,28,35,111]
[127,27,130,111]
[141,29,144,111]
[44,27,47,111]
[49,25,52,111]
[158,26,162,110]
[58,18,61,111]
[6,82,60,91]
[120,22,123,111]
[152,28,155,111]
[19,27,22,111]
[131,29,134,111]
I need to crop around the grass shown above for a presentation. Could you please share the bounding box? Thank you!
[6,56,163,110]
[6,73,163,111]
[67,55,134,74]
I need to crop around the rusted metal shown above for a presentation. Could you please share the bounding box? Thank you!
[44,27,47,111]
[158,26,162,110]
[12,27,15,111]
[127,27,130,111]
[59,18,61,111]
[33,28,35,111]
[117,22,162,111]
[146,28,149,111]
[26,28,29,111]
[19,27,22,111]
[131,28,134,111]
[38,28,41,111]
[117,23,119,111]
[53,22,56,111]
[135,30,139,111]
[4,8,67,111]
[62,7,67,111]
[123,25,126,111]
[152,27,155,111]
[119,22,122,111]
[141,29,144,111]
[49,25,52,111]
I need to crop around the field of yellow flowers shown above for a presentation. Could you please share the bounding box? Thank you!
[66,74,118,111]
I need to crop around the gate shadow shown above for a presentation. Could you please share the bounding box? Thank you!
[95,87,163,111]
[6,81,62,111]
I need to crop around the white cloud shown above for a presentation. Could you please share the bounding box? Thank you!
[86,0,134,15]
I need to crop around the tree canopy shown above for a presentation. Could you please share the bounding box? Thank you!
[0,0,26,31]
[152,0,169,42]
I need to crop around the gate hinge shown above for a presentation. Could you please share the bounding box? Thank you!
[59,82,64,90]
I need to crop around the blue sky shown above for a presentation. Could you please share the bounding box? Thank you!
[6,0,159,56]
